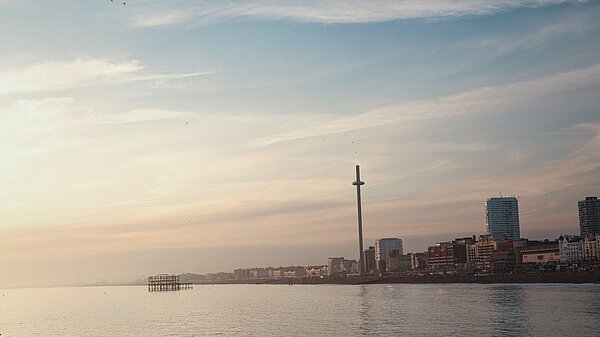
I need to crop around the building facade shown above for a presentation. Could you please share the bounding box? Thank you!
[327,257,358,277]
[427,240,468,270]
[578,196,600,236]
[490,239,528,267]
[375,238,403,272]
[305,266,328,278]
[467,235,497,266]
[409,252,427,270]
[364,246,377,274]
[520,245,560,264]
[386,250,411,272]
[582,234,600,260]
[486,196,521,241]
[559,236,583,262]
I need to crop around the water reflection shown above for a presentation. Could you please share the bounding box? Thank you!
[358,285,374,336]
[2,284,599,336]
[490,285,530,337]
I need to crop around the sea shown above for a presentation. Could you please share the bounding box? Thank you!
[1,283,599,336]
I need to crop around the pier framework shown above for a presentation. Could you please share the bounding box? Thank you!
[148,274,193,292]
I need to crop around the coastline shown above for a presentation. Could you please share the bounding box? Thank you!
[3,273,600,289]
[191,272,600,285]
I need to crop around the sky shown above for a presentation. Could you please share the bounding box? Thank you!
[0,0,599,287]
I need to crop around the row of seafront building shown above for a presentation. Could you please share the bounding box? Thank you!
[179,195,599,282]
[179,266,328,283]
[423,233,599,273]
[329,235,599,277]
[328,195,600,276]
[180,233,599,284]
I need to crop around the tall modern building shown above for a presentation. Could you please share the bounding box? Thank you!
[375,238,403,272]
[486,196,520,241]
[364,246,376,274]
[579,196,600,236]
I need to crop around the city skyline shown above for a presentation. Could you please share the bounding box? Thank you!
[1,1,600,288]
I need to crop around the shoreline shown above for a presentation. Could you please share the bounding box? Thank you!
[192,272,600,285]
[4,272,599,290]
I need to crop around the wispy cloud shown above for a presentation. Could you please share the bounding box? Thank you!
[249,63,600,146]
[0,58,212,96]
[0,59,140,96]
[131,0,580,27]
[0,97,192,178]
[93,108,192,124]
[475,7,599,55]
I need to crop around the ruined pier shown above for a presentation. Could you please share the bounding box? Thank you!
[147,274,193,292]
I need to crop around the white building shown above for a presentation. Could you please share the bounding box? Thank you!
[486,197,521,241]
[375,238,403,272]
[305,266,327,278]
[559,235,583,262]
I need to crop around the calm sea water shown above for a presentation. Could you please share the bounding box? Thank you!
[1,283,599,336]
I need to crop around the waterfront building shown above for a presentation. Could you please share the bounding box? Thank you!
[350,260,360,275]
[486,196,521,241]
[233,268,272,280]
[279,266,305,279]
[578,196,600,236]
[488,239,526,267]
[427,239,468,270]
[409,252,427,270]
[305,265,328,278]
[375,238,403,272]
[328,257,345,277]
[386,250,412,272]
[582,233,600,260]
[467,235,497,266]
[233,268,248,280]
[491,247,512,267]
[364,246,377,274]
[559,236,583,262]
[327,257,358,277]
[253,268,271,279]
[520,244,560,264]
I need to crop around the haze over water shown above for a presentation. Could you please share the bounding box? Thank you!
[1,284,599,336]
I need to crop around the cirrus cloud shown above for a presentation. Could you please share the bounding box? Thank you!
[0,58,213,96]
[248,63,600,147]
[131,0,583,27]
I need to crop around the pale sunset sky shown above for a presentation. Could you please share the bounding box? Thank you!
[1,0,599,287]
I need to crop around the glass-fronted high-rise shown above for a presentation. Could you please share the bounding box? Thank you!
[486,197,520,241]
[578,196,600,236]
